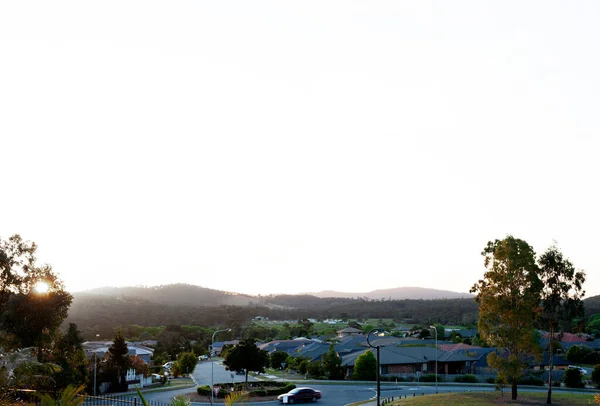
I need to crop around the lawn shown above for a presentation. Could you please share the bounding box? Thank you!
[385,391,599,405]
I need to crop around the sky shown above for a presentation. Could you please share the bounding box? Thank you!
[1,1,599,298]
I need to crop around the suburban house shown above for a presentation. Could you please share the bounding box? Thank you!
[337,327,364,338]
[340,345,481,378]
[82,341,154,364]
[211,340,240,356]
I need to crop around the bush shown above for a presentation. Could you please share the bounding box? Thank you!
[564,368,585,388]
[485,377,496,384]
[592,364,600,388]
[454,374,479,383]
[418,374,438,382]
[197,386,211,396]
[552,381,561,387]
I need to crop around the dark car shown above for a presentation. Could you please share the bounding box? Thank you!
[277,387,322,403]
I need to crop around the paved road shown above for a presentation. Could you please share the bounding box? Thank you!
[192,359,260,387]
[138,363,592,406]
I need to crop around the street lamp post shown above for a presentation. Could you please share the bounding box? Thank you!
[430,325,438,393]
[366,329,382,406]
[211,328,231,404]
[93,333,100,396]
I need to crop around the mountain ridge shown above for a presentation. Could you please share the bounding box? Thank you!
[76,283,473,302]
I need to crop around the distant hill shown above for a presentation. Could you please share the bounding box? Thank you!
[78,283,256,307]
[584,294,600,316]
[309,286,474,300]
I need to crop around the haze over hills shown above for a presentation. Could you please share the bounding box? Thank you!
[310,287,474,300]
[77,283,473,305]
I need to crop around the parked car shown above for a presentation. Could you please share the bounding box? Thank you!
[235,369,245,375]
[198,355,208,361]
[277,387,322,403]
[568,365,588,374]
[162,361,174,370]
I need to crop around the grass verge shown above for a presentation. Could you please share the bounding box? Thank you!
[382,391,597,405]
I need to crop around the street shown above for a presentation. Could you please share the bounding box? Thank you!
[138,362,585,406]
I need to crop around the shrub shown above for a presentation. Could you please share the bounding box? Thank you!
[564,368,585,388]
[485,377,496,384]
[454,374,479,383]
[592,364,600,388]
[418,374,438,382]
[197,386,211,396]
[552,381,561,387]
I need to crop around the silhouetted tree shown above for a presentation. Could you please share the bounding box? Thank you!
[223,338,268,383]
[106,330,130,392]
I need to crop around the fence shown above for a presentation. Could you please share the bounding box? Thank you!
[8,390,170,406]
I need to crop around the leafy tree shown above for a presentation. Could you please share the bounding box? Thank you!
[106,330,131,392]
[470,236,543,401]
[269,351,289,369]
[537,244,585,404]
[432,324,445,341]
[53,323,88,391]
[0,235,73,357]
[353,350,376,381]
[566,345,592,363]
[321,343,344,380]
[176,352,197,376]
[222,338,268,383]
[131,355,150,378]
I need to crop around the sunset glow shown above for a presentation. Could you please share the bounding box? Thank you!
[34,281,50,294]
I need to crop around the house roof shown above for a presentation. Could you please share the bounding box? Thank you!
[542,332,591,343]
[439,343,481,352]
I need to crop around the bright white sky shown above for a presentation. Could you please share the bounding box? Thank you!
[2,1,599,298]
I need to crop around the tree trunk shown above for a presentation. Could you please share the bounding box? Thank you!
[511,380,517,400]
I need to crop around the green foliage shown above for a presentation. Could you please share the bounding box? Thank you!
[306,361,324,379]
[321,343,344,380]
[566,345,592,363]
[454,374,478,383]
[53,323,88,391]
[106,330,131,392]
[418,374,438,382]
[0,234,73,356]
[471,236,543,400]
[269,351,289,369]
[353,350,376,381]
[298,359,309,374]
[432,324,445,340]
[223,338,268,382]
[563,367,585,388]
[591,364,600,388]
[588,314,600,331]
[176,352,197,375]
[36,384,86,406]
